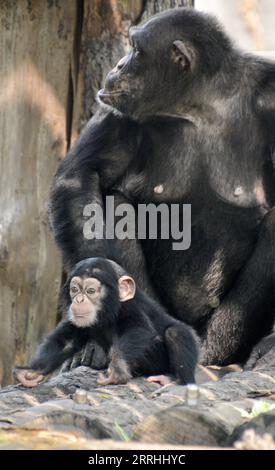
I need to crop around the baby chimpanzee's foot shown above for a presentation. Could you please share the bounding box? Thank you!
[146,375,174,386]
[97,350,131,385]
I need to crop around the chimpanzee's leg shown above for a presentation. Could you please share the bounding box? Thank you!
[245,329,275,370]
[164,324,199,384]
[97,347,132,385]
[14,320,82,387]
[60,340,108,372]
[97,326,160,385]
[202,209,275,366]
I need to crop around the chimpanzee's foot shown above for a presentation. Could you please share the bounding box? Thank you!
[97,365,131,386]
[245,332,275,370]
[146,375,174,386]
[97,371,121,385]
[97,350,131,385]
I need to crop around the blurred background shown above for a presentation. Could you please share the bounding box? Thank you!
[197,0,275,53]
[0,0,274,385]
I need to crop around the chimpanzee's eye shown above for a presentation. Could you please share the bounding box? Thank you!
[86,287,96,295]
[70,286,78,294]
[133,45,140,57]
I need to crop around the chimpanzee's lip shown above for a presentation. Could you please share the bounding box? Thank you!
[98,88,126,98]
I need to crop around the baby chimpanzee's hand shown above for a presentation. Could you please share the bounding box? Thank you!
[13,367,45,388]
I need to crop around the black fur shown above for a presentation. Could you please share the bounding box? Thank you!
[49,8,275,366]
[23,258,198,384]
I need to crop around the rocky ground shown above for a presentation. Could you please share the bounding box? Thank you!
[0,357,275,450]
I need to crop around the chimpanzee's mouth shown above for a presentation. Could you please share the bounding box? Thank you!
[98,88,127,99]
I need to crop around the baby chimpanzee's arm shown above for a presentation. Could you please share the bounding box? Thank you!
[14,320,85,387]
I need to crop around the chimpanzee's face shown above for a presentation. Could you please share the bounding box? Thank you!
[98,15,196,121]
[69,276,105,327]
[67,258,137,328]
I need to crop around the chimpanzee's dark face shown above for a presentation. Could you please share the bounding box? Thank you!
[98,13,198,121]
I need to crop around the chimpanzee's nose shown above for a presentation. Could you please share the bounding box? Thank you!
[75,294,84,303]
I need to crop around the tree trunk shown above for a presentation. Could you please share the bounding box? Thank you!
[0,0,76,385]
[0,0,193,385]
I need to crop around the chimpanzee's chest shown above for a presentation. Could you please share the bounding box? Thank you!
[118,124,198,203]
[119,126,267,207]
[113,121,270,324]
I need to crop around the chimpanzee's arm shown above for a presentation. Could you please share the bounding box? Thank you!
[14,321,85,386]
[49,109,141,271]
[29,320,84,374]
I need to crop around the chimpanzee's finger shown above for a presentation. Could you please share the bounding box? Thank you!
[14,368,44,388]
[59,358,72,373]
[80,342,95,366]
[70,350,83,369]
[90,343,108,369]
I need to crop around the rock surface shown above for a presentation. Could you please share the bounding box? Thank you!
[0,363,275,449]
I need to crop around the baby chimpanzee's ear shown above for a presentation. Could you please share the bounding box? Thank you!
[118,275,136,301]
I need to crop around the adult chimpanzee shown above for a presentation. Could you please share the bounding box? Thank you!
[49,8,275,369]
[14,258,198,387]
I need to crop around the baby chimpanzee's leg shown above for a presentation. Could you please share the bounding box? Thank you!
[97,347,131,385]
[164,324,199,384]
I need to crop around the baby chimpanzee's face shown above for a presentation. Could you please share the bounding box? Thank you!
[69,276,105,327]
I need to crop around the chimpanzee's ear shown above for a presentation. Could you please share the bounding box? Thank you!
[172,40,194,68]
[118,275,136,302]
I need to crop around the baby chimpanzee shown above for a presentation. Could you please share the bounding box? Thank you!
[15,258,198,387]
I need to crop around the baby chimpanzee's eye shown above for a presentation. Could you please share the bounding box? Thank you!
[70,286,79,293]
[86,287,96,295]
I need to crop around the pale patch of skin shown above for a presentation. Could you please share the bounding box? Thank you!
[55,176,82,190]
[146,375,174,386]
[63,339,74,352]
[69,276,104,328]
[14,368,45,388]
[254,178,267,206]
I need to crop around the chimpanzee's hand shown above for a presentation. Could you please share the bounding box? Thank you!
[244,332,275,370]
[60,341,108,373]
[13,367,45,388]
